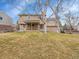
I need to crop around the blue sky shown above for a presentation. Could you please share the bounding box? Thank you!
[0,0,79,24]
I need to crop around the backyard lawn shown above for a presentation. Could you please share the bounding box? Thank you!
[0,32,79,59]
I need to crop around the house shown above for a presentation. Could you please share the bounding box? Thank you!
[77,23,79,31]
[17,14,58,32]
[0,11,14,32]
[63,23,79,34]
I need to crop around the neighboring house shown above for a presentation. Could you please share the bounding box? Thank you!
[17,14,58,32]
[0,11,14,32]
[77,23,79,31]
[63,23,79,34]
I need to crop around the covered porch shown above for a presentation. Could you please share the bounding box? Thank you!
[26,23,40,31]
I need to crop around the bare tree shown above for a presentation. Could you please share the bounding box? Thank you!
[36,0,63,33]
[35,0,67,33]
[46,0,63,32]
[44,0,76,33]
[36,0,48,33]
[16,0,76,33]
[64,11,73,33]
[64,11,79,33]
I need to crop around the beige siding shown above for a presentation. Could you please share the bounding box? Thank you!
[47,26,58,32]
[18,14,58,32]
[0,11,13,25]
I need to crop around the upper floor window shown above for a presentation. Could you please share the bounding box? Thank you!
[0,17,3,20]
[27,16,30,20]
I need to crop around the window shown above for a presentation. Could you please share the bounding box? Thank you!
[26,16,30,22]
[0,17,3,20]
[27,16,30,20]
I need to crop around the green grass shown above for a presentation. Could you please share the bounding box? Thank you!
[0,32,79,59]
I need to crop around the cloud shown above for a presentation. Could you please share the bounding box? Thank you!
[6,0,37,17]
[46,7,53,18]
[1,0,79,24]
[7,9,21,17]
[23,0,36,4]
[70,4,79,13]
[6,0,27,16]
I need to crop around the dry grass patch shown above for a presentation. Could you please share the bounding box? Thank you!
[0,32,79,59]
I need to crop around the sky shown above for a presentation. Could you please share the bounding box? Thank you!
[0,0,79,24]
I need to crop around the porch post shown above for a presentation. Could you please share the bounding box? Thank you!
[38,24,40,31]
[25,24,27,31]
[31,23,32,30]
[19,24,24,32]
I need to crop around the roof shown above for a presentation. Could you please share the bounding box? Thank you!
[19,14,41,16]
[18,14,44,24]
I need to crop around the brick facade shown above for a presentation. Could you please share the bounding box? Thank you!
[0,11,14,32]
